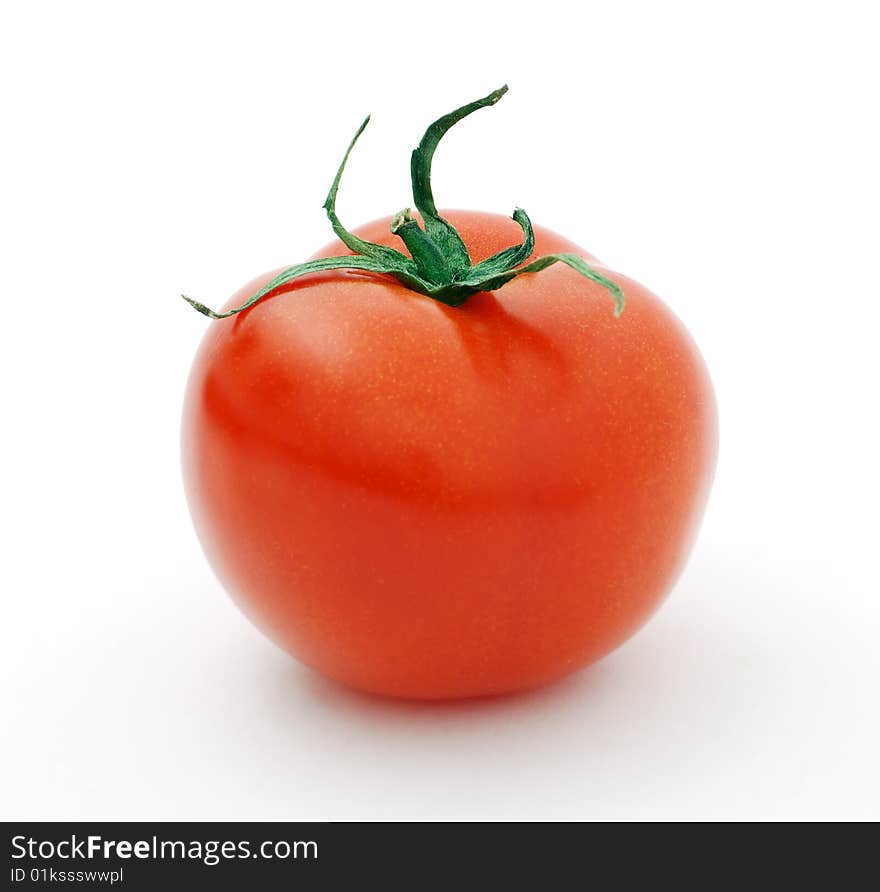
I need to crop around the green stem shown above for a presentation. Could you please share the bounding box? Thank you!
[390,210,453,285]
[183,85,624,319]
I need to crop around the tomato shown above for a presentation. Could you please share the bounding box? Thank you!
[181,88,717,698]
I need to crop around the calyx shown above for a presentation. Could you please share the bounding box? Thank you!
[183,86,624,319]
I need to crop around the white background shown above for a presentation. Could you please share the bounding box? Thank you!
[2,1,878,820]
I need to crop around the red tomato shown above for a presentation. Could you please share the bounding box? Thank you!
[182,209,717,699]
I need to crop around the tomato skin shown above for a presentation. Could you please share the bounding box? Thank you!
[182,211,717,699]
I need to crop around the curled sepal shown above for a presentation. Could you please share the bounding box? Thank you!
[410,85,509,276]
[322,117,418,272]
[456,253,626,316]
[182,255,433,319]
[466,208,535,280]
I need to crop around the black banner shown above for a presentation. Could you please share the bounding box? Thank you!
[5,822,569,888]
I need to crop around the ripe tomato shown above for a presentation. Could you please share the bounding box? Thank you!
[182,87,717,698]
[182,209,717,699]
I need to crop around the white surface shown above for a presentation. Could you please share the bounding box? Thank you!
[2,1,878,820]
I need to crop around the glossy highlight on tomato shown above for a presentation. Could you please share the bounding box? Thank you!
[182,209,717,699]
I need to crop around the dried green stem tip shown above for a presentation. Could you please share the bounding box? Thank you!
[183,85,624,319]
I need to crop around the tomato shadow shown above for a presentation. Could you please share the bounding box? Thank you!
[437,291,573,394]
[274,654,617,726]
[265,548,738,736]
